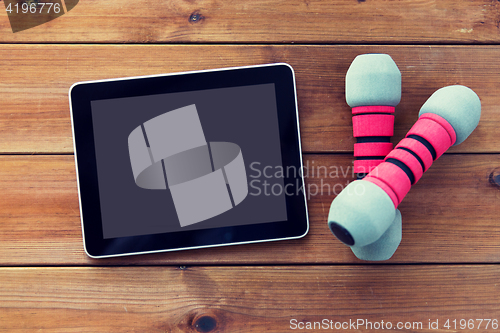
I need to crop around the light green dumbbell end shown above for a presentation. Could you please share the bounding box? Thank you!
[350,209,402,261]
[328,180,396,248]
[419,85,481,145]
[346,54,401,107]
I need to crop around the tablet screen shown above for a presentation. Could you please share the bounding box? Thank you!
[91,83,288,239]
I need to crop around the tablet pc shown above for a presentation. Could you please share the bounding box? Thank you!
[69,63,309,258]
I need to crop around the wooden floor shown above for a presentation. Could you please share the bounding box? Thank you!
[1,1,500,332]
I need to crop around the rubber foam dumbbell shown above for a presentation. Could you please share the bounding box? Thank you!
[346,53,401,177]
[344,53,403,260]
[328,85,481,260]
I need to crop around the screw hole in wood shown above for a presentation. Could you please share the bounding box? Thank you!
[189,11,205,23]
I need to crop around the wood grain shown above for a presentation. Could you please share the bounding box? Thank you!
[0,265,498,332]
[2,0,498,329]
[1,0,500,43]
[0,154,498,266]
[1,44,499,154]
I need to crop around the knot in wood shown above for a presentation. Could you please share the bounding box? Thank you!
[489,167,500,188]
[194,315,217,332]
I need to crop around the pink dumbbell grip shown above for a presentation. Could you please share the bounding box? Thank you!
[352,106,395,174]
[364,113,457,207]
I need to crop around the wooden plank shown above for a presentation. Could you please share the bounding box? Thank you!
[0,266,498,332]
[1,44,499,154]
[1,0,500,43]
[0,154,498,265]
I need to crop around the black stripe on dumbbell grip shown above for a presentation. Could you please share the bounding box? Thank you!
[352,112,395,116]
[356,136,391,143]
[355,138,392,178]
[381,133,437,186]
[356,156,386,160]
[407,134,437,160]
[396,147,426,173]
[356,173,368,180]
[385,158,416,185]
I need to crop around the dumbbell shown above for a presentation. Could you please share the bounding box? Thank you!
[328,85,481,260]
[344,53,402,260]
[346,54,401,178]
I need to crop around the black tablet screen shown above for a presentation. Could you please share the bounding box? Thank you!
[90,83,289,239]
